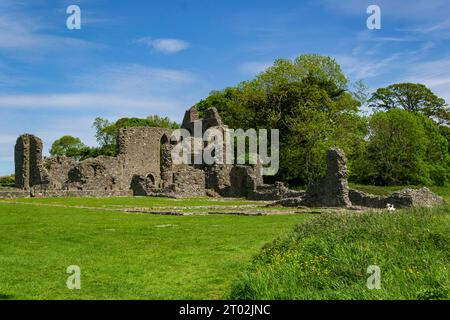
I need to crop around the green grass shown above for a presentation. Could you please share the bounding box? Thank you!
[229,205,450,300]
[0,201,313,299]
[0,196,263,208]
[1,185,449,300]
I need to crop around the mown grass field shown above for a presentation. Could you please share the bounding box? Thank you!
[0,197,313,299]
[0,186,449,300]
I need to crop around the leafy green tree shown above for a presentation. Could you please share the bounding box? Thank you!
[93,117,115,147]
[369,83,450,125]
[196,54,365,185]
[0,174,15,187]
[352,109,450,186]
[439,125,450,154]
[50,136,88,160]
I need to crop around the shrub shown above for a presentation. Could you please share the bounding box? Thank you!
[0,175,15,187]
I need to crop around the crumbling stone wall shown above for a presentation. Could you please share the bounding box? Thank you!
[349,187,444,208]
[303,148,352,207]
[12,107,264,199]
[248,182,304,201]
[43,156,77,189]
[117,127,172,190]
[15,134,47,190]
[66,156,120,191]
[274,148,445,209]
[172,167,206,197]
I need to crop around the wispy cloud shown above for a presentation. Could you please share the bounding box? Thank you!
[0,13,97,58]
[336,53,401,80]
[136,37,191,54]
[401,59,450,102]
[0,93,179,110]
[320,0,449,21]
[72,64,197,94]
[239,61,271,76]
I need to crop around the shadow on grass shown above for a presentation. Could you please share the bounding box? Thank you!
[0,294,14,300]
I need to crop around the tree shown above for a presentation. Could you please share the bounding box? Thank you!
[352,109,450,186]
[369,83,450,125]
[196,54,365,185]
[93,117,115,147]
[50,136,88,160]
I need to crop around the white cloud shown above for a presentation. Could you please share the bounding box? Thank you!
[336,53,401,80]
[73,64,196,93]
[136,37,191,54]
[0,93,179,110]
[0,12,98,59]
[239,62,272,76]
[401,59,450,102]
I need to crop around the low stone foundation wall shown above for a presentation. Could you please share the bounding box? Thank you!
[0,189,133,199]
[248,182,304,201]
[0,190,30,199]
[349,187,445,209]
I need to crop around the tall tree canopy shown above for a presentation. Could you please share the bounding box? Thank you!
[49,135,88,160]
[196,54,366,185]
[352,109,450,186]
[369,83,450,125]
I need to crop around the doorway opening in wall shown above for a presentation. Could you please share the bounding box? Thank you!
[147,173,155,186]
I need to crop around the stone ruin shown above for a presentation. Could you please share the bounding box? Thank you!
[8,107,446,209]
[274,147,445,209]
[12,107,263,198]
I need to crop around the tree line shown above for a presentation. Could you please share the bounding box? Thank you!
[50,54,450,187]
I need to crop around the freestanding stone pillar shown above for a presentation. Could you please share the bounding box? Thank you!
[15,134,44,190]
[304,147,352,207]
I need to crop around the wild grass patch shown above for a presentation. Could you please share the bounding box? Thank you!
[230,206,450,300]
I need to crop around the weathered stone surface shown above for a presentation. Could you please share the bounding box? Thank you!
[271,196,306,207]
[0,190,30,198]
[303,148,352,207]
[43,156,77,189]
[5,109,283,201]
[117,126,173,190]
[130,174,156,196]
[171,167,206,197]
[388,187,445,208]
[248,182,304,201]
[15,134,47,190]
[66,156,120,191]
[349,187,445,208]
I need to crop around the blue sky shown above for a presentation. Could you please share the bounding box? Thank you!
[1,0,450,175]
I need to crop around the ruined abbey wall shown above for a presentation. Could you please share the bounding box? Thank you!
[13,107,264,198]
[117,127,173,189]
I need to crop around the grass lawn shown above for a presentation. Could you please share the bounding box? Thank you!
[0,199,313,300]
